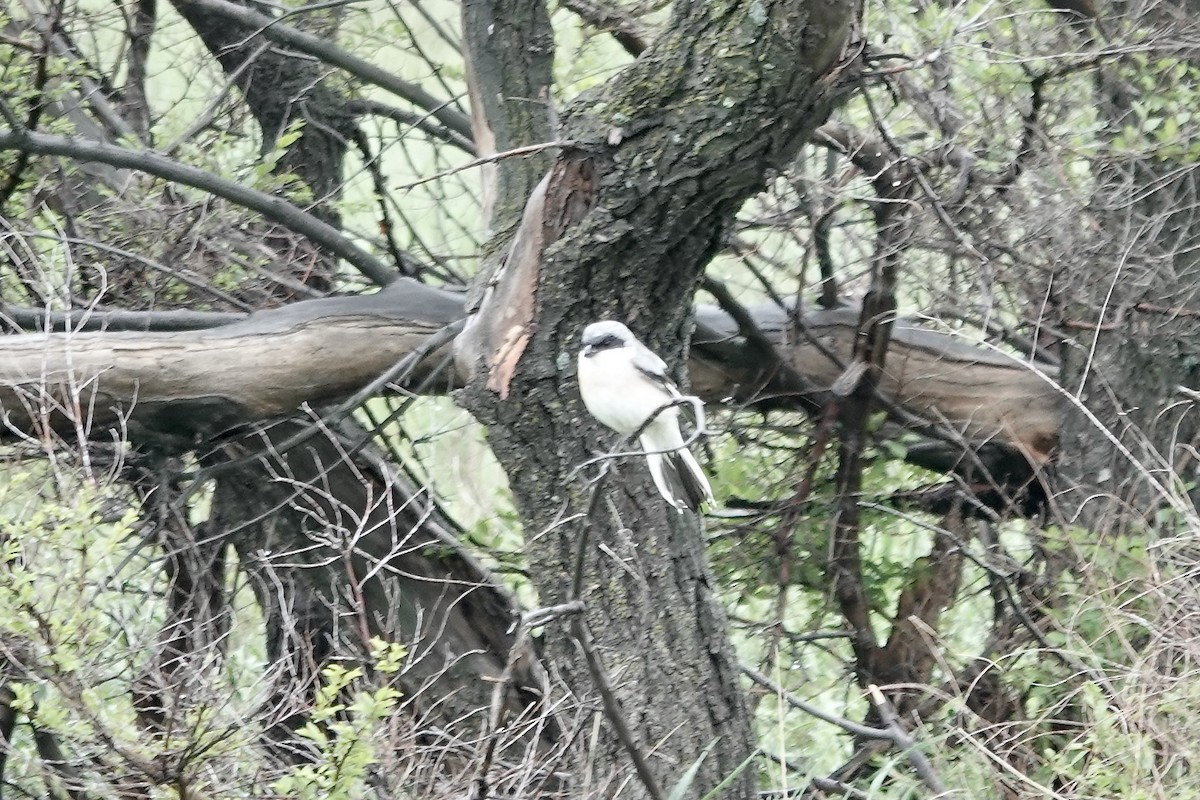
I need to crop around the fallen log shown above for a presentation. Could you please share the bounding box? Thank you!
[692,304,1060,463]
[0,281,1061,462]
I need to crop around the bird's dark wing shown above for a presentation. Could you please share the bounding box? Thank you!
[631,344,681,397]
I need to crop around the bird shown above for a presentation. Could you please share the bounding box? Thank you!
[576,320,715,512]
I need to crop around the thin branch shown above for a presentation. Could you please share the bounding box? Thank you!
[866,685,947,794]
[1,304,245,332]
[394,140,573,192]
[807,777,872,799]
[813,203,842,309]
[816,114,914,688]
[382,1,470,122]
[741,665,894,741]
[348,127,430,279]
[0,4,56,213]
[996,68,1048,193]
[345,98,476,155]
[0,128,402,286]
[558,394,707,800]
[570,618,667,800]
[162,40,271,157]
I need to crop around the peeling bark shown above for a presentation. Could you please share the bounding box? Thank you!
[461,0,556,235]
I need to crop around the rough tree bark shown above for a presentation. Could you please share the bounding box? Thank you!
[455,1,862,795]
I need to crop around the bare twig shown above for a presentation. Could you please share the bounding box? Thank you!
[471,601,584,798]
[570,618,667,800]
[394,140,574,193]
[1000,71,1048,193]
[348,127,430,279]
[345,97,476,155]
[742,665,894,741]
[866,685,947,794]
[559,390,708,800]
[0,128,403,286]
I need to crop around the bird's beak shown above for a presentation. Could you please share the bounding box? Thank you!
[581,344,594,358]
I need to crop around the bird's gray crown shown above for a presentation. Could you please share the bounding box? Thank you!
[581,320,633,350]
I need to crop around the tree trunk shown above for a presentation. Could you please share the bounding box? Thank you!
[461,0,556,236]
[456,1,862,795]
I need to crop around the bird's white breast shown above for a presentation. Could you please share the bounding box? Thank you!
[577,348,678,435]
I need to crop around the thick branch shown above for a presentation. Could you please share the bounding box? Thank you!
[0,290,1060,463]
[0,280,462,446]
[692,304,1060,462]
[345,98,476,155]
[206,420,558,785]
[172,0,473,142]
[559,0,650,56]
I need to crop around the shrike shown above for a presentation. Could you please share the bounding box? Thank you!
[577,321,714,512]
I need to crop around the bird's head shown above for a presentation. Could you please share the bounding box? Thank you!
[580,320,633,358]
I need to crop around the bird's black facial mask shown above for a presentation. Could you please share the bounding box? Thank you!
[582,334,623,357]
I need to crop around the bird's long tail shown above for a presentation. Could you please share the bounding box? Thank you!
[646,447,714,512]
